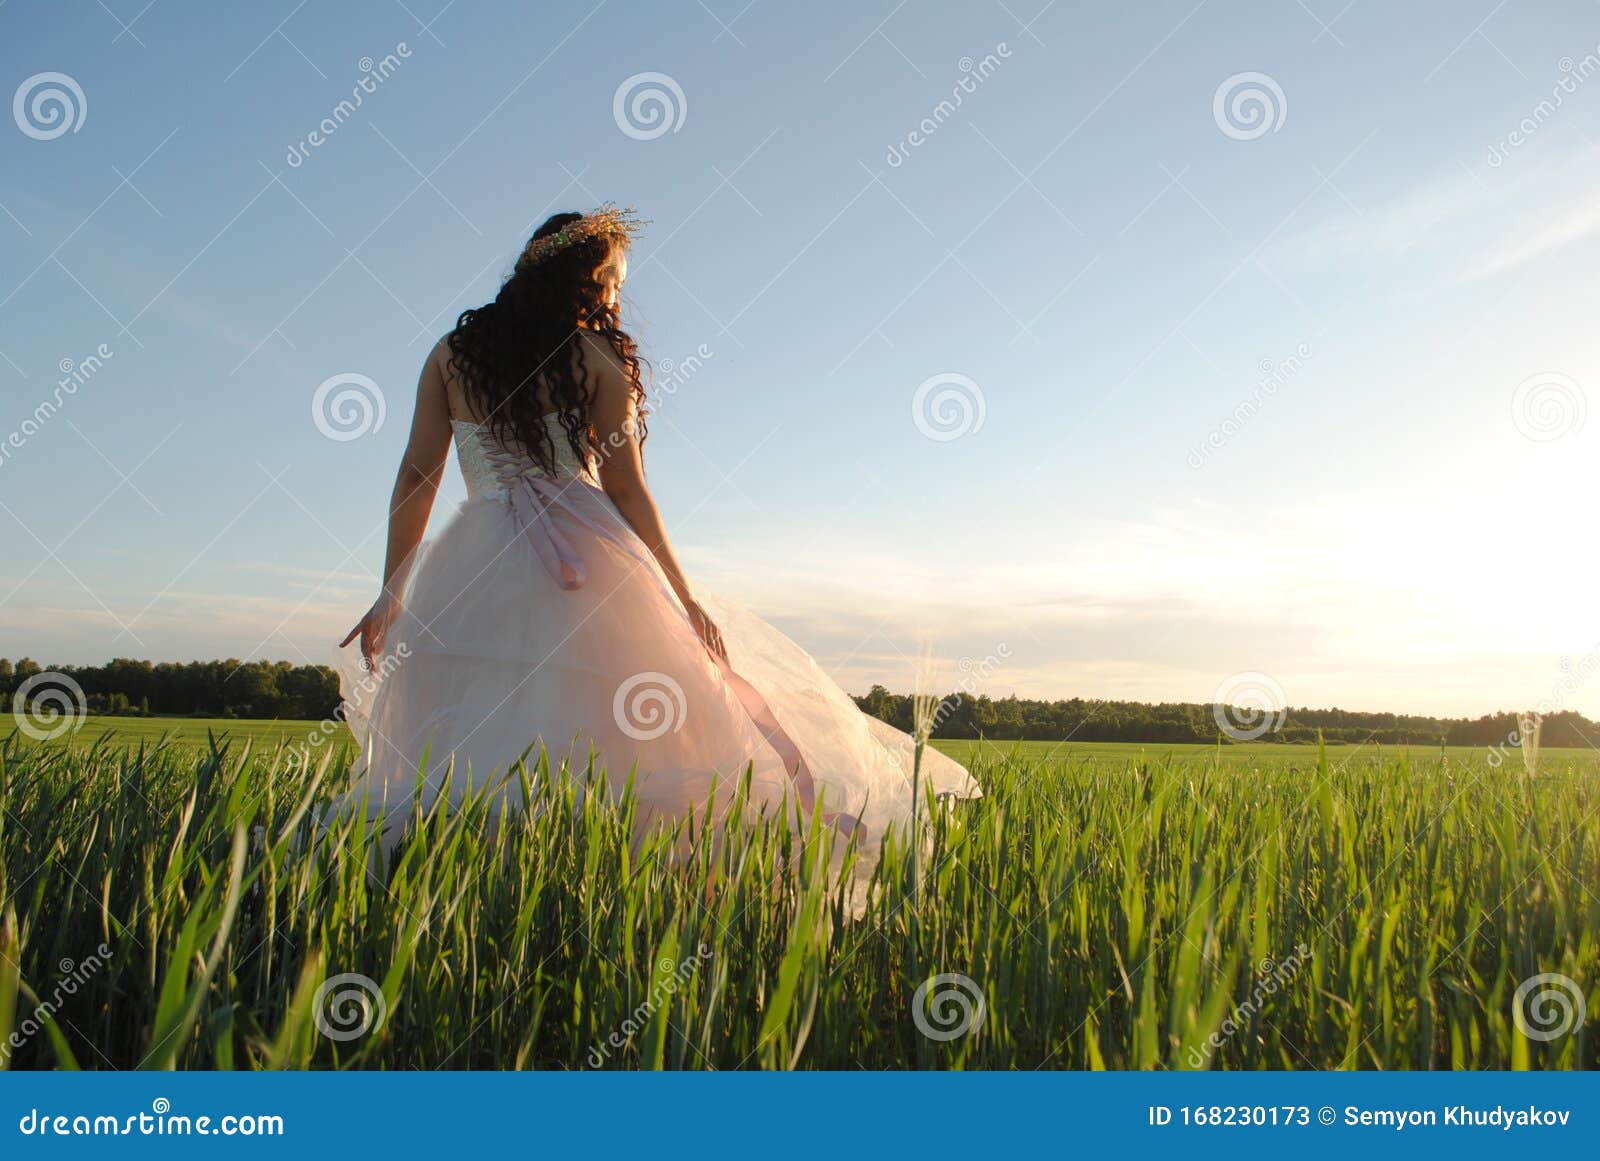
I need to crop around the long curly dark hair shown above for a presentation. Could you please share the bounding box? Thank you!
[446,211,647,475]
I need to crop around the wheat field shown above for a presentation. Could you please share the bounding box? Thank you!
[1,727,1595,1069]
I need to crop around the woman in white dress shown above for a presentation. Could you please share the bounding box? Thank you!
[336,206,977,851]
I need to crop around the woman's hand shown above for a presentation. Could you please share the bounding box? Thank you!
[685,599,727,663]
[340,591,403,671]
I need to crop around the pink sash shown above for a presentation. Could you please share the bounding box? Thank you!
[504,471,862,835]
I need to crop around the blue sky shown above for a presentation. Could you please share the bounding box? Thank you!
[2,0,1597,717]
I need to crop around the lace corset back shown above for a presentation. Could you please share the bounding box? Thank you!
[452,414,594,498]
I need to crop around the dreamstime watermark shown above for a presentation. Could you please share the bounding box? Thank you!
[1510,372,1586,442]
[308,642,410,752]
[1187,343,1310,468]
[312,372,386,441]
[885,644,1012,772]
[1211,671,1288,741]
[284,43,412,168]
[612,72,686,140]
[1212,72,1286,140]
[1512,972,1586,1042]
[1186,944,1311,1068]
[11,671,87,741]
[885,44,1011,168]
[1486,49,1600,167]
[585,943,713,1067]
[571,345,716,476]
[911,972,986,1041]
[13,71,86,140]
[1484,647,1600,769]
[646,343,713,414]
[17,1099,284,1138]
[912,372,986,442]
[313,972,387,1041]
[613,671,687,741]
[1,944,113,1064]
[0,343,112,470]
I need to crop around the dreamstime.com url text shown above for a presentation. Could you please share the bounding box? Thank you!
[17,1098,284,1138]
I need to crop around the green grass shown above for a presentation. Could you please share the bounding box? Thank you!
[31,716,340,752]
[1,726,1596,1069]
[34,715,1597,771]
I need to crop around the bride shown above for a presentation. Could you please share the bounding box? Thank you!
[336,205,978,851]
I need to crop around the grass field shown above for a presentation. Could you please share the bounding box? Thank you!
[2,721,1596,1069]
[28,714,1598,771]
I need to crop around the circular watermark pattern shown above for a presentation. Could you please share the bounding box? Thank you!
[13,72,87,141]
[1212,72,1286,141]
[1211,671,1287,741]
[313,972,388,1041]
[911,972,985,1041]
[912,373,986,442]
[1511,372,1586,442]
[312,373,386,442]
[613,72,687,140]
[1512,972,1586,1042]
[613,671,687,741]
[12,671,87,741]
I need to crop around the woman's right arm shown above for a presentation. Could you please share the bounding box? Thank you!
[584,333,726,661]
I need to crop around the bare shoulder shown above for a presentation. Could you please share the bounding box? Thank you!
[427,334,455,378]
[575,330,630,399]
[576,329,627,373]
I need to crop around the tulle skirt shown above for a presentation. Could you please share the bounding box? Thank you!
[334,474,979,855]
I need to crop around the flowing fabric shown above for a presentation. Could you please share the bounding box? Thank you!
[334,417,979,852]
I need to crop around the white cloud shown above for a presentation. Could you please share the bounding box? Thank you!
[1271,143,1600,282]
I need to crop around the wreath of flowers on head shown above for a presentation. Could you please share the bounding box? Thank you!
[516,204,646,269]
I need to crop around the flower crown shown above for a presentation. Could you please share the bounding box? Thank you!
[517,204,645,269]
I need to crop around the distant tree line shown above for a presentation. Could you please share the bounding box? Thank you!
[0,658,340,721]
[850,685,1599,748]
[2,658,1593,748]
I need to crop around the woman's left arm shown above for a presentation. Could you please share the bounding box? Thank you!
[340,343,453,667]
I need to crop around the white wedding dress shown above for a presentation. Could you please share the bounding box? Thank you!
[335,414,979,851]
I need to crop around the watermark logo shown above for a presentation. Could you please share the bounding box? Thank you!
[613,671,687,741]
[1212,72,1286,141]
[13,72,87,140]
[1211,671,1287,741]
[1486,49,1600,167]
[1187,343,1311,468]
[1187,944,1311,1068]
[12,671,87,741]
[1511,372,1585,442]
[613,72,687,140]
[885,44,1011,168]
[912,372,986,442]
[312,373,386,441]
[1513,972,1586,1042]
[0,343,113,471]
[586,944,712,1067]
[307,642,410,753]
[911,972,986,1041]
[313,972,387,1041]
[884,644,1012,772]
[3,943,113,1064]
[646,343,713,414]
[285,43,412,168]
